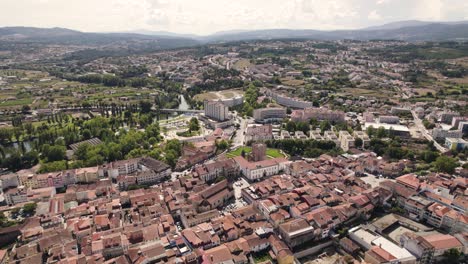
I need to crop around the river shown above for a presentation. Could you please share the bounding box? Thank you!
[178,95,190,111]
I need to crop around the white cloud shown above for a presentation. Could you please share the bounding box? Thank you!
[0,0,466,34]
[377,0,391,5]
[368,10,382,20]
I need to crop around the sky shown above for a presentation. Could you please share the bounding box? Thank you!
[1,0,467,35]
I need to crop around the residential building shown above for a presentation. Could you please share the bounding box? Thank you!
[266,90,313,109]
[364,122,411,138]
[204,100,229,121]
[379,115,400,124]
[253,107,287,123]
[309,130,324,141]
[278,219,315,248]
[290,108,345,123]
[440,111,459,124]
[75,167,99,183]
[194,159,238,182]
[353,131,370,148]
[432,128,463,140]
[245,124,273,142]
[324,131,340,146]
[445,138,468,151]
[4,186,27,205]
[233,156,289,181]
[339,131,355,151]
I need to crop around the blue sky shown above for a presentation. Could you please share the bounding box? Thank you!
[1,0,467,34]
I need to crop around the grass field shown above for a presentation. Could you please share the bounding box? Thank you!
[233,59,251,70]
[193,89,244,102]
[226,146,285,159]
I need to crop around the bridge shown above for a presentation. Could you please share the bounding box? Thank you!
[159,109,203,114]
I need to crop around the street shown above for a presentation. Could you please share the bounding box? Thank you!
[411,110,447,153]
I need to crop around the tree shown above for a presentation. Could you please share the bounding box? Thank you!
[296,122,310,134]
[165,149,178,168]
[216,140,229,151]
[376,126,387,138]
[21,105,31,114]
[23,203,37,216]
[43,145,66,162]
[433,156,458,174]
[286,121,296,132]
[188,117,200,133]
[355,138,363,149]
[82,129,92,140]
[442,248,462,264]
[320,120,331,133]
[139,101,152,114]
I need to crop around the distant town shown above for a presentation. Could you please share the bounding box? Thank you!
[0,31,466,264]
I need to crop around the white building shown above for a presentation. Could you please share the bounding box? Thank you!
[253,107,287,123]
[204,100,229,121]
[233,156,289,181]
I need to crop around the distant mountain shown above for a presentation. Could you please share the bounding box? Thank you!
[120,29,200,40]
[362,20,468,31]
[201,22,468,42]
[0,27,199,48]
[1,21,467,50]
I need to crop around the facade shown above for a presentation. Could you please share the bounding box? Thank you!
[245,124,273,143]
[233,156,289,181]
[278,219,315,248]
[290,108,345,123]
[339,131,355,151]
[364,122,411,138]
[76,167,99,183]
[459,121,468,134]
[324,131,340,146]
[0,173,19,190]
[309,131,324,141]
[379,115,400,124]
[251,143,267,162]
[4,187,27,205]
[219,96,244,107]
[353,131,370,148]
[440,111,459,124]
[445,137,468,151]
[266,90,313,109]
[204,100,229,121]
[253,107,287,123]
[180,209,220,228]
[432,128,463,140]
[195,159,238,182]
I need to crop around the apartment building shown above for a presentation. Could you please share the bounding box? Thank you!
[353,131,370,148]
[378,115,400,124]
[233,156,289,181]
[432,128,462,140]
[339,131,355,151]
[204,100,229,121]
[266,89,313,109]
[290,108,345,123]
[253,107,287,123]
[324,131,340,146]
[245,124,273,142]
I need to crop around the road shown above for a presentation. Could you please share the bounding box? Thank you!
[231,115,248,147]
[411,110,447,153]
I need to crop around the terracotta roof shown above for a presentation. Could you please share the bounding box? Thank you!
[422,234,462,250]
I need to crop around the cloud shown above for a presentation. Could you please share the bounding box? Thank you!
[376,0,391,4]
[368,10,382,20]
[0,0,466,34]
